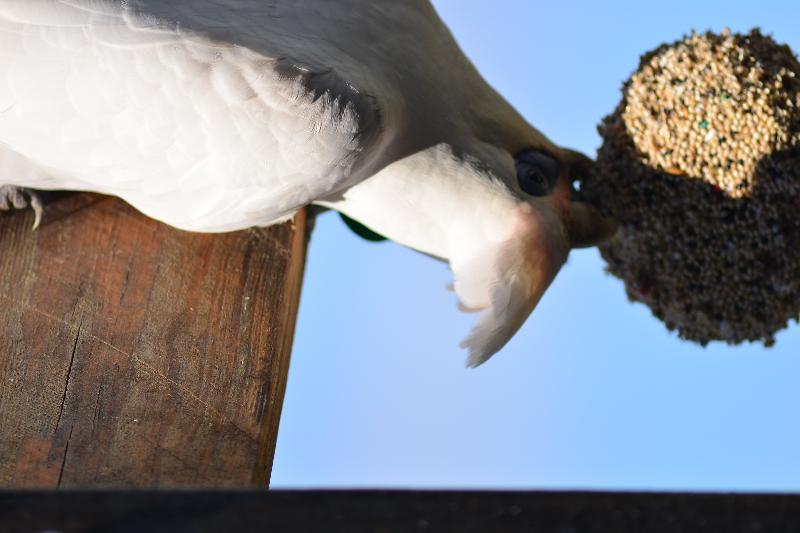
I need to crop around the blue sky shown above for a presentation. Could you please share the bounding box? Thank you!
[271,0,800,490]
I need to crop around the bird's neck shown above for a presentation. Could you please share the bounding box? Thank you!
[319,144,520,264]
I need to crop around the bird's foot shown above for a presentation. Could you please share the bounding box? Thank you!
[0,185,43,229]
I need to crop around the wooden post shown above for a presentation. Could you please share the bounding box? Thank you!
[0,193,308,488]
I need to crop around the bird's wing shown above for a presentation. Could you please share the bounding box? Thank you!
[0,0,388,231]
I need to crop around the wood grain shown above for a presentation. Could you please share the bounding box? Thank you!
[0,193,309,488]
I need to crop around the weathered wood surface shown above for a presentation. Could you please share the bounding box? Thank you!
[0,193,308,487]
[4,490,800,533]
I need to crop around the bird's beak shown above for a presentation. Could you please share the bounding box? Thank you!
[568,201,618,248]
[561,150,618,248]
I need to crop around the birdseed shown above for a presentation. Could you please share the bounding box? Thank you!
[581,29,800,346]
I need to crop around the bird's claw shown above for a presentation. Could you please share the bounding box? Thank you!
[0,185,43,230]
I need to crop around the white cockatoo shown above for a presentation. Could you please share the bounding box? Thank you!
[0,0,614,366]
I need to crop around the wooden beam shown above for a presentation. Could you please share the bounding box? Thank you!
[3,490,800,532]
[0,193,309,487]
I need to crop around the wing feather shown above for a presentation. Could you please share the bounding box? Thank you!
[0,0,388,231]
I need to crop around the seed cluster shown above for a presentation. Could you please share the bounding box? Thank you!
[582,29,800,346]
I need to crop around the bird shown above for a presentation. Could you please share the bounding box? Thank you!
[0,0,615,366]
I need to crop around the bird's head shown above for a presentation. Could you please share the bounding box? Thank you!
[508,146,616,249]
[335,92,616,366]
[449,134,616,366]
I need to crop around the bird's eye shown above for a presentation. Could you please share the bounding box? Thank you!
[514,150,560,197]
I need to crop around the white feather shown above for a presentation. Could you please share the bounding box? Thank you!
[0,0,400,230]
[321,146,570,367]
[457,203,569,367]
[0,0,572,364]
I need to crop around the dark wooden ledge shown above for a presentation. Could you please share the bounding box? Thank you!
[3,489,800,532]
[0,193,309,487]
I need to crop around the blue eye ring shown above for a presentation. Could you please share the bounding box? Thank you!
[514,150,560,197]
